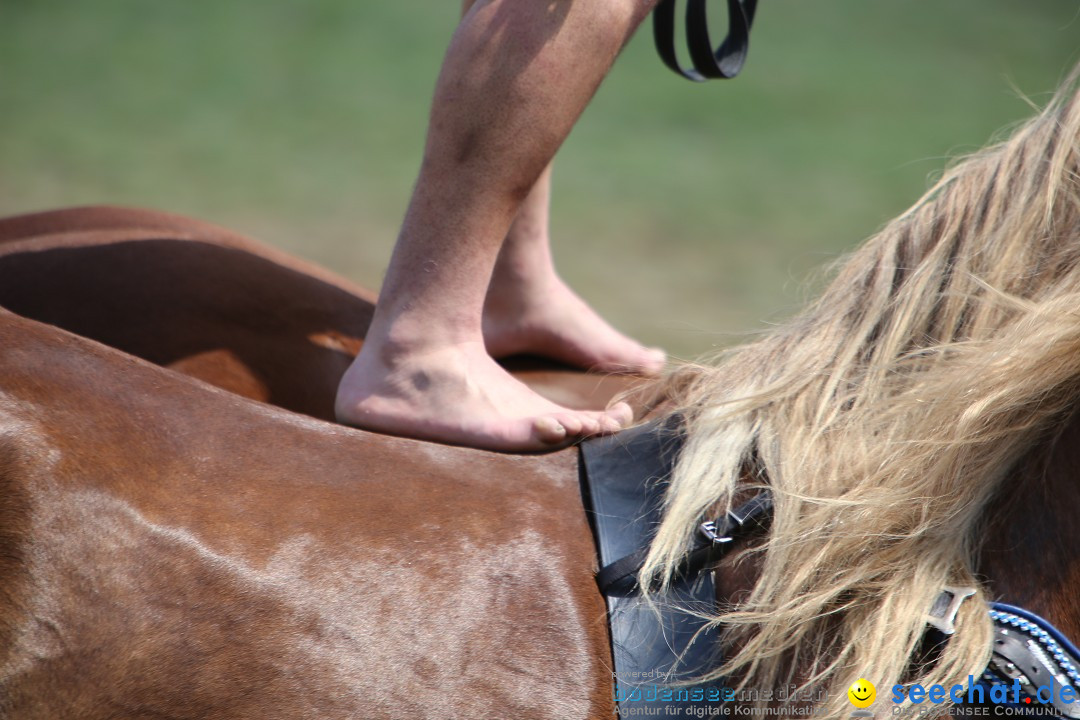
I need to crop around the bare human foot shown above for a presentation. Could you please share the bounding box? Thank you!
[335,334,633,451]
[483,268,667,376]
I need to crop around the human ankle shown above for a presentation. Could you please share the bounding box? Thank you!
[365,313,482,365]
[492,243,555,283]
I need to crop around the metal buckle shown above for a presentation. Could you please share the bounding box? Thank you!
[927,585,976,636]
[699,520,734,545]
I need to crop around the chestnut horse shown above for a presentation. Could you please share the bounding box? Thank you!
[0,206,641,719]
[4,69,1080,719]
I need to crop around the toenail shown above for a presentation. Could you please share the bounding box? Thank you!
[535,416,567,442]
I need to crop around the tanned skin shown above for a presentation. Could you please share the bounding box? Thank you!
[336,0,666,451]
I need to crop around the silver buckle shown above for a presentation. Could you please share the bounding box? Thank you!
[927,585,976,636]
[699,520,735,545]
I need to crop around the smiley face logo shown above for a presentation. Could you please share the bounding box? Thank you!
[847,678,876,708]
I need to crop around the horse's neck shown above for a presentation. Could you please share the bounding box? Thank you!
[978,410,1080,641]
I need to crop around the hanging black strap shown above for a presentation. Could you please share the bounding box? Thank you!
[653,0,758,82]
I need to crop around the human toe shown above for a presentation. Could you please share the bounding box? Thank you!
[555,413,585,436]
[604,402,634,430]
[639,347,667,375]
[533,415,569,445]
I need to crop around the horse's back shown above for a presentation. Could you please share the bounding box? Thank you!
[0,208,619,719]
[0,206,635,421]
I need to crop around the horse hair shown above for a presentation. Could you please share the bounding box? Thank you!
[0,433,31,699]
[644,64,1080,714]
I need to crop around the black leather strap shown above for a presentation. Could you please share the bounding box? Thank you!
[580,417,727,716]
[653,0,758,82]
[596,489,771,596]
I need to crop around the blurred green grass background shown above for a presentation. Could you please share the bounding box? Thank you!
[2,1,1078,359]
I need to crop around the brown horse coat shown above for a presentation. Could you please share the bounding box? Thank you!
[0,207,628,719]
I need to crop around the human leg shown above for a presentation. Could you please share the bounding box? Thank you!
[336,0,658,450]
[483,163,666,374]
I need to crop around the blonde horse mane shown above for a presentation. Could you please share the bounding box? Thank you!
[644,65,1080,714]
